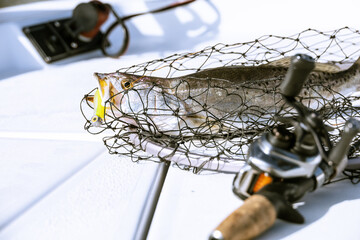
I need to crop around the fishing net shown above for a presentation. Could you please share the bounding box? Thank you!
[81,26,360,175]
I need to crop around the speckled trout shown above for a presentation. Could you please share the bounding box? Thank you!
[88,57,360,135]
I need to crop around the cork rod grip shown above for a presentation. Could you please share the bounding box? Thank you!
[211,195,277,240]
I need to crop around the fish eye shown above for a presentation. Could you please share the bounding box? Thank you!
[121,80,133,90]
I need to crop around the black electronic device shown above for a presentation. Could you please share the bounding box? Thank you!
[23,18,104,63]
[23,1,109,63]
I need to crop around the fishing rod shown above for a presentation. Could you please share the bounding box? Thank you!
[209,54,360,240]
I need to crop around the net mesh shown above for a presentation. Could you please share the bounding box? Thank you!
[81,26,360,175]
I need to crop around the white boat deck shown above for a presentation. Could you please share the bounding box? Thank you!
[1,1,360,239]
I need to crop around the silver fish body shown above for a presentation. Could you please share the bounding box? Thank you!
[93,57,360,135]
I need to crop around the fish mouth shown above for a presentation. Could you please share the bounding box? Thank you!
[93,72,105,99]
[94,72,143,127]
[93,72,119,104]
[93,71,132,116]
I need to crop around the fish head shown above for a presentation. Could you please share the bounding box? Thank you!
[91,71,168,127]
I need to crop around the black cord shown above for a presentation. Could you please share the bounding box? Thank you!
[101,0,196,58]
[101,5,129,58]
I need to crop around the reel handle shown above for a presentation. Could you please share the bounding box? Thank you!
[209,195,276,240]
[328,118,360,176]
[280,54,315,98]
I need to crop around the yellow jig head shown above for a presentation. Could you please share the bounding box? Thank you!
[91,89,105,126]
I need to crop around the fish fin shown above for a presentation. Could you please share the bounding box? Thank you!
[266,57,292,68]
[267,57,341,73]
[184,112,236,134]
[313,62,341,73]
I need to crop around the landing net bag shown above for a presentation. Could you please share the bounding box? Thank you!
[81,27,360,174]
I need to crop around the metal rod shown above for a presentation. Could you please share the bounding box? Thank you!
[133,161,170,240]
